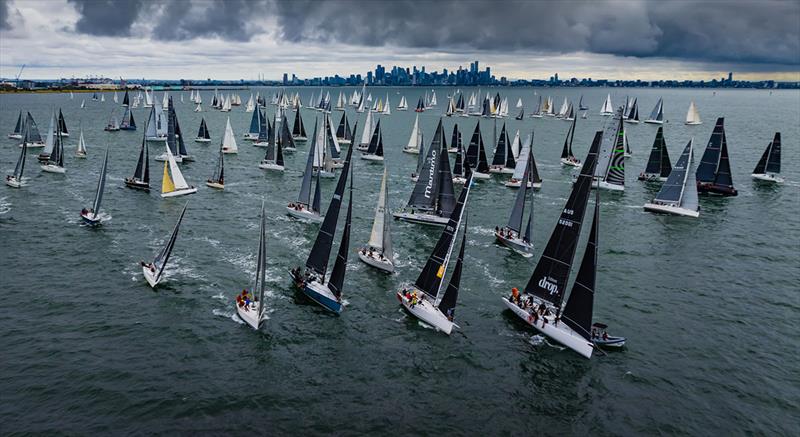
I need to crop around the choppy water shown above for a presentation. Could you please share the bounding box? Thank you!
[0,87,798,435]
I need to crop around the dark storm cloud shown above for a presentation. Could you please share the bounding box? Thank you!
[64,0,800,66]
[0,0,13,30]
[67,0,147,36]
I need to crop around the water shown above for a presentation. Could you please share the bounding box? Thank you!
[1,88,798,434]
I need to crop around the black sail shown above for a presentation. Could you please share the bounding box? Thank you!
[407,120,444,211]
[336,112,350,139]
[12,111,22,135]
[436,123,456,216]
[298,120,319,205]
[26,112,42,143]
[644,126,671,176]
[166,100,178,155]
[438,216,467,318]
[366,119,382,154]
[528,131,542,184]
[453,140,463,176]
[305,139,353,278]
[562,200,599,341]
[504,128,516,169]
[328,175,353,298]
[122,90,130,106]
[654,139,693,204]
[154,203,189,282]
[415,174,473,299]
[766,133,781,174]
[466,122,482,168]
[492,122,507,166]
[562,117,577,159]
[58,109,68,135]
[508,153,531,233]
[524,130,601,306]
[714,128,734,188]
[451,124,461,153]
[696,117,725,183]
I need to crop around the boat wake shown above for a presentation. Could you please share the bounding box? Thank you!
[0,197,10,215]
[212,308,244,324]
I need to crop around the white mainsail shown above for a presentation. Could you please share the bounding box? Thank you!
[167,147,190,190]
[600,94,613,114]
[685,101,702,124]
[368,168,389,251]
[360,110,373,146]
[222,116,238,153]
[406,114,421,151]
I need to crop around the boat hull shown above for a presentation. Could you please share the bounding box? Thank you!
[643,202,699,218]
[357,250,394,273]
[644,120,664,125]
[685,121,702,126]
[393,211,449,226]
[124,178,150,191]
[697,182,737,196]
[595,180,624,192]
[505,180,541,189]
[638,173,667,182]
[20,141,45,148]
[397,289,455,335]
[471,171,491,180]
[258,162,285,171]
[360,154,384,162]
[560,158,581,168]
[80,211,102,226]
[236,303,261,329]
[161,187,197,198]
[41,164,65,174]
[206,181,224,190]
[286,205,323,223]
[489,166,515,174]
[194,138,211,143]
[142,265,160,288]
[751,173,783,183]
[8,134,22,140]
[5,177,22,188]
[155,153,182,163]
[495,231,534,257]
[502,297,594,359]
[402,147,420,155]
[303,280,343,314]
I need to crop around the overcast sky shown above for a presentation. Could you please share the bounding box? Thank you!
[1,0,798,81]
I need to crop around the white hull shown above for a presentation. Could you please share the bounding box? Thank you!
[258,162,285,171]
[560,158,581,168]
[236,303,261,329]
[143,265,160,288]
[397,290,456,335]
[495,232,534,257]
[80,211,102,226]
[76,152,87,159]
[312,169,335,178]
[402,147,420,154]
[751,173,783,183]
[393,211,449,226]
[155,153,183,163]
[644,120,664,125]
[5,177,22,188]
[41,164,65,174]
[194,138,212,143]
[8,134,22,140]
[336,138,352,145]
[206,181,224,190]
[472,171,491,180]
[452,176,467,185]
[596,180,624,192]
[292,136,308,142]
[685,121,702,125]
[643,202,699,218]
[502,297,594,358]
[286,205,323,223]
[360,154,384,162]
[624,120,639,124]
[358,250,394,273]
[505,180,541,189]
[355,144,369,152]
[489,166,515,174]
[20,141,45,148]
[244,133,259,141]
[161,187,197,198]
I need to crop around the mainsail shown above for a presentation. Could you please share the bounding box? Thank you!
[643,127,672,178]
[652,139,698,211]
[753,132,781,175]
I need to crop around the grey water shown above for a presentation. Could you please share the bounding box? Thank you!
[0,87,798,435]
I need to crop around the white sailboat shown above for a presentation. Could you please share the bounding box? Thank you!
[206,141,225,190]
[397,95,408,110]
[402,113,422,154]
[79,147,109,226]
[600,93,613,115]
[235,202,270,329]
[141,202,188,288]
[504,132,541,189]
[160,146,197,198]
[40,127,65,174]
[221,116,238,154]
[592,108,626,191]
[76,125,87,158]
[644,97,664,124]
[685,101,702,125]
[357,110,374,151]
[644,139,699,217]
[358,167,394,273]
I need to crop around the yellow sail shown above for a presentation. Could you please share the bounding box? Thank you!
[161,161,175,193]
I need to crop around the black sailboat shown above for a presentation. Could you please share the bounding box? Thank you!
[336,111,352,144]
[594,108,626,191]
[120,106,136,130]
[206,141,225,189]
[394,119,456,226]
[578,95,588,111]
[125,119,151,191]
[696,117,737,196]
[8,110,23,139]
[638,127,672,181]
[624,98,639,123]
[286,119,324,222]
[361,118,384,161]
[291,136,355,313]
[6,127,27,187]
[560,116,581,166]
[292,104,308,140]
[490,122,515,174]
[122,90,130,107]
[141,202,189,288]
[58,109,69,137]
[515,108,524,120]
[260,114,285,170]
[751,132,782,183]
[415,96,425,112]
[246,107,262,140]
[80,147,109,226]
[496,149,535,256]
[466,121,490,177]
[279,110,298,152]
[195,118,211,142]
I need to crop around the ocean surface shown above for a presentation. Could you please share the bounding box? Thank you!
[0,87,798,435]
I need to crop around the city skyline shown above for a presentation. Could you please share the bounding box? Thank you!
[1,0,798,82]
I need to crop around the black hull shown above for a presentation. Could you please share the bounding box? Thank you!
[697,182,738,196]
[124,179,150,191]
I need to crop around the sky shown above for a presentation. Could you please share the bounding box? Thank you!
[1,0,799,82]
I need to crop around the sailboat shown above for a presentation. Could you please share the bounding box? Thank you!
[40,128,65,174]
[579,95,588,111]
[141,202,188,288]
[410,130,427,182]
[644,139,699,217]
[245,108,262,140]
[8,110,23,139]
[119,106,136,130]
[335,111,353,145]
[624,98,639,124]
[104,109,120,131]
[495,150,535,257]
[505,132,542,189]
[357,110,374,151]
[81,99,86,109]
[515,108,524,120]
[644,98,664,124]
[195,118,211,143]
[361,119,384,161]
[245,93,255,113]
[292,105,308,141]
[286,119,324,223]
[113,91,118,104]
[57,109,69,137]
[396,173,472,334]
[489,122,516,174]
[122,90,130,107]
[394,119,456,226]
[560,117,581,167]
[221,116,238,153]
[259,115,285,171]
[402,113,423,154]
[289,141,354,314]
[37,111,57,162]
[206,141,225,189]
[502,129,624,358]
[397,95,408,110]
[465,121,491,179]
[447,123,461,153]
[359,167,394,272]
[696,118,737,196]
[194,103,202,112]
[125,125,150,191]
[751,132,783,183]
[685,101,702,125]
[76,124,87,158]
[451,135,470,185]
[6,129,27,188]
[144,103,167,141]
[19,112,44,148]
[638,127,672,181]
[600,94,613,115]
[278,109,298,152]
[160,146,197,198]
[415,96,425,113]
[592,108,626,191]
[382,94,391,115]
[236,202,270,329]
[79,147,109,226]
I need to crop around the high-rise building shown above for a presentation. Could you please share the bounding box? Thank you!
[282,73,288,86]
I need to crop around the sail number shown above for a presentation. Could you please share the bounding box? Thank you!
[558,218,574,227]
